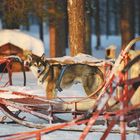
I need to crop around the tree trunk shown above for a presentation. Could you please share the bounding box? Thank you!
[106,0,110,38]
[49,20,66,57]
[85,13,92,55]
[114,0,119,35]
[56,0,67,56]
[39,18,44,42]
[84,0,92,55]
[67,0,86,56]
[95,0,100,50]
[49,0,67,57]
[49,22,57,57]
[120,0,135,50]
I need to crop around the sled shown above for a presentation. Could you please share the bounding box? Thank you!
[0,56,26,87]
[0,38,140,140]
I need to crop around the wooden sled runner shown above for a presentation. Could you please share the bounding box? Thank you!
[0,38,140,140]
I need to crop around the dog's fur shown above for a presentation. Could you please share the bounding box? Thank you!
[25,54,104,99]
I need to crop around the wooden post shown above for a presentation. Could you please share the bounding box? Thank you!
[105,45,116,59]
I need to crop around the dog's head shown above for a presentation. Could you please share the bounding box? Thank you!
[25,54,50,81]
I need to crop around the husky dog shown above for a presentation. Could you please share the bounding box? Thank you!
[25,54,104,99]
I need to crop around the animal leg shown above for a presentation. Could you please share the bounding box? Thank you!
[46,81,56,100]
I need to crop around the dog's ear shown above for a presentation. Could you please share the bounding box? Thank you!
[24,54,32,67]
[23,50,32,59]
[27,54,32,62]
[40,53,46,61]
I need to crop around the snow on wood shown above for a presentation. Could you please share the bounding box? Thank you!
[46,53,114,66]
[0,29,45,56]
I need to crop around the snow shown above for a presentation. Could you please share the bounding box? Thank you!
[45,53,113,67]
[0,29,45,56]
[1,123,138,140]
